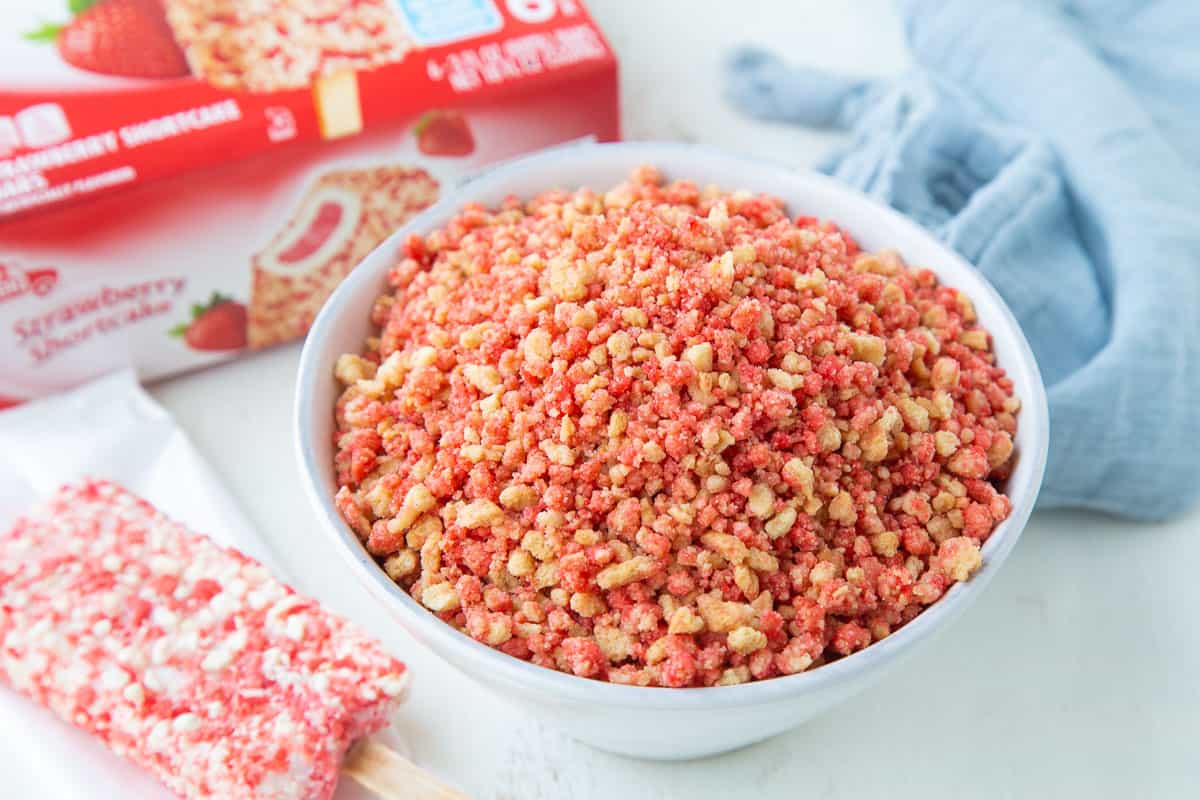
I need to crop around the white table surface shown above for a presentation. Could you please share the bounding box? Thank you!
[150,2,1200,797]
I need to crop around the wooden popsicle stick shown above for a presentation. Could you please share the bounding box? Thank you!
[344,738,473,800]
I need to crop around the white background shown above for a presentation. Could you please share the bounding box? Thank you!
[145,1,1200,797]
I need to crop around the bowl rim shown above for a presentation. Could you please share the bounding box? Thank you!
[295,141,1049,710]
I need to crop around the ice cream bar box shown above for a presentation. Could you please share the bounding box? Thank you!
[0,0,619,405]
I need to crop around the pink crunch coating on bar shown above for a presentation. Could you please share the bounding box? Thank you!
[163,0,415,92]
[332,166,1019,689]
[0,480,408,800]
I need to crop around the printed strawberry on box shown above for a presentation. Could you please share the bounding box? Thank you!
[0,0,619,404]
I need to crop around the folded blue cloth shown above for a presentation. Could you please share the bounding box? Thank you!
[726,0,1200,520]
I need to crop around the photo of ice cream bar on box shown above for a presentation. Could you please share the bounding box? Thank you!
[163,0,419,138]
[248,164,440,349]
[0,479,467,799]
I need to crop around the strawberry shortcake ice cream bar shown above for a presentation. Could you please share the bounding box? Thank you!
[0,479,410,800]
[162,0,415,93]
[248,164,438,349]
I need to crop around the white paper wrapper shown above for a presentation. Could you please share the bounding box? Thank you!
[0,370,280,799]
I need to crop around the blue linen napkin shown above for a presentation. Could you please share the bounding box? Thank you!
[725,0,1200,520]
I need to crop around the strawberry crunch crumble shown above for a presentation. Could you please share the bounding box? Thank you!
[0,480,409,799]
[332,167,1020,688]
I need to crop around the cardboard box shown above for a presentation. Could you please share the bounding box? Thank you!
[0,0,619,405]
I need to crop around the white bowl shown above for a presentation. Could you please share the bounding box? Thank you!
[295,142,1049,760]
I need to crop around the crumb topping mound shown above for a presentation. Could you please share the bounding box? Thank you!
[333,166,1019,688]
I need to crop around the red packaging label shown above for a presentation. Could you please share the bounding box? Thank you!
[0,0,620,403]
